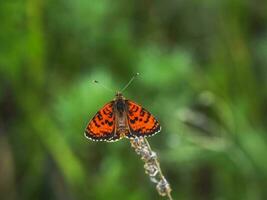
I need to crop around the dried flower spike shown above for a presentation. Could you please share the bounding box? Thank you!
[130,137,173,200]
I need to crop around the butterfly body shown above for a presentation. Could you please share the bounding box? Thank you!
[113,93,130,138]
[85,92,161,142]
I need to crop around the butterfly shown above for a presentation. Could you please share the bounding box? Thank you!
[84,92,161,142]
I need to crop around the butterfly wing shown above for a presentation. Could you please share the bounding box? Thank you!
[125,100,161,138]
[85,101,120,142]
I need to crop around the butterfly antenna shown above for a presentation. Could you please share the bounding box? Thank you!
[92,80,114,93]
[120,73,140,93]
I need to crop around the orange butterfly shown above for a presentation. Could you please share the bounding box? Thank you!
[84,74,161,142]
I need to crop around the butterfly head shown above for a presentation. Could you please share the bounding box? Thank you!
[115,91,125,100]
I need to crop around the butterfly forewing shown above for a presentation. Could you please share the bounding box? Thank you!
[85,101,120,141]
[126,100,161,137]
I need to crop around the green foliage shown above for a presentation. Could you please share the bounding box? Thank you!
[1,0,267,199]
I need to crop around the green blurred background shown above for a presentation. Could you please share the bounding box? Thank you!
[1,0,267,200]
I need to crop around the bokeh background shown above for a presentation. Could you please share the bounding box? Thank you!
[1,0,267,200]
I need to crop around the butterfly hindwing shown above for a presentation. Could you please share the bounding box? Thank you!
[85,101,120,142]
[126,100,161,138]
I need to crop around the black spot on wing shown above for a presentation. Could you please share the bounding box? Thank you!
[132,106,139,112]
[105,119,113,127]
[129,117,138,124]
[140,109,145,116]
[97,113,103,120]
[93,119,100,127]
[144,113,151,123]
